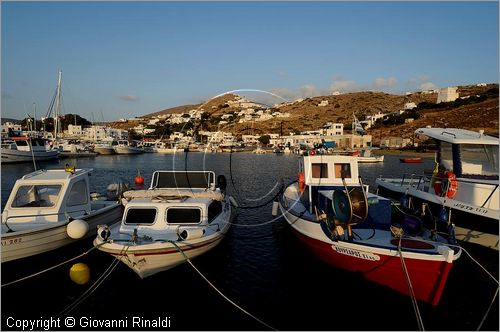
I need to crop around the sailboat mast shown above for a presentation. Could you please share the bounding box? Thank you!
[54,70,62,139]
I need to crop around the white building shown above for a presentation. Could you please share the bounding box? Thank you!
[318,100,329,107]
[437,87,459,103]
[1,122,23,136]
[404,102,417,110]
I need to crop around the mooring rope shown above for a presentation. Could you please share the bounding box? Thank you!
[397,237,425,331]
[476,286,499,331]
[1,244,102,288]
[56,243,129,318]
[169,241,276,330]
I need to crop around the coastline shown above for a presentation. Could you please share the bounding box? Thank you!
[372,149,436,158]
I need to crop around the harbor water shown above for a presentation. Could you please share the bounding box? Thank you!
[1,152,498,330]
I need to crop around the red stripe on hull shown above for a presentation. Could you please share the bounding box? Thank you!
[293,229,453,306]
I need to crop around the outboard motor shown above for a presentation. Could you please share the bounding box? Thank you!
[217,175,227,192]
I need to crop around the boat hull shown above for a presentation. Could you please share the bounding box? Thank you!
[103,235,226,278]
[279,199,456,306]
[1,202,122,263]
[400,158,422,163]
[94,146,116,155]
[114,146,143,154]
[1,149,59,163]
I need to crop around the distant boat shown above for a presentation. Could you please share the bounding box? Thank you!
[1,136,59,163]
[400,157,423,163]
[114,140,144,154]
[94,140,118,155]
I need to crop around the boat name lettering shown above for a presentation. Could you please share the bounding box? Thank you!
[1,237,22,247]
[452,203,488,215]
[331,244,380,261]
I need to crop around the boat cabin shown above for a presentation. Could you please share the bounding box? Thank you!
[2,168,96,226]
[1,136,51,152]
[416,128,498,180]
[299,156,367,213]
[118,171,225,240]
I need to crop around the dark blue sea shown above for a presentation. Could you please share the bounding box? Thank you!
[1,153,498,330]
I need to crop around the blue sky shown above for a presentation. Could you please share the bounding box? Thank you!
[2,1,498,121]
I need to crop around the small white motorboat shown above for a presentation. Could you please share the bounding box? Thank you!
[1,167,123,263]
[113,140,144,154]
[1,136,59,163]
[94,170,235,278]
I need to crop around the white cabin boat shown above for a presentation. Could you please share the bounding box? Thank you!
[1,136,59,163]
[277,155,460,306]
[94,170,235,278]
[357,149,384,163]
[1,167,122,263]
[376,128,499,251]
[155,141,178,154]
[113,140,144,154]
[94,139,118,155]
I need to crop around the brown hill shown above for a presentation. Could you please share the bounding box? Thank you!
[111,84,499,140]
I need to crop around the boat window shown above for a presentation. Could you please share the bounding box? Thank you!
[311,163,328,178]
[334,163,352,178]
[125,208,157,224]
[11,185,62,208]
[15,140,28,146]
[208,201,222,222]
[166,208,201,224]
[439,142,453,171]
[67,180,89,206]
[153,172,212,189]
[460,144,499,177]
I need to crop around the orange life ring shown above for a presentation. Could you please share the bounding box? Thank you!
[298,172,305,192]
[443,171,458,199]
[433,170,458,198]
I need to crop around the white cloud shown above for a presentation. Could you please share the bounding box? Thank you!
[420,82,438,91]
[373,77,398,88]
[118,95,140,102]
[330,79,358,93]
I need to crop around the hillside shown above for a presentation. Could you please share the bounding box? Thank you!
[112,84,499,141]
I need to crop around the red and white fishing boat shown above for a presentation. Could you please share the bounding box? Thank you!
[94,171,236,278]
[277,155,461,306]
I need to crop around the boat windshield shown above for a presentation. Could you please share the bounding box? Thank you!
[460,144,499,178]
[11,185,62,208]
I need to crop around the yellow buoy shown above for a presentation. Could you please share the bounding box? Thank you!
[69,263,90,285]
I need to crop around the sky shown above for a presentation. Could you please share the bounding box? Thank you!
[1,1,498,122]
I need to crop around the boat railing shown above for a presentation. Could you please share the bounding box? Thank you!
[396,174,499,205]
[3,209,88,224]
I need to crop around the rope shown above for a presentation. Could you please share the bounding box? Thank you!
[169,241,276,330]
[407,237,499,285]
[476,286,499,331]
[1,245,101,288]
[397,237,425,331]
[56,243,129,318]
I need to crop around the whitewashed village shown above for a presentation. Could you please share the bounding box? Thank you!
[2,83,488,156]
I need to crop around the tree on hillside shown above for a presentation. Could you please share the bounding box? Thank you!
[258,135,270,145]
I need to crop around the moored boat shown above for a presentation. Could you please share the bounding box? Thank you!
[277,154,461,306]
[114,140,144,154]
[377,128,499,251]
[94,170,235,278]
[400,157,423,163]
[1,167,123,263]
[1,136,59,163]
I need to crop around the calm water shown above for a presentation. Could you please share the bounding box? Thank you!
[1,153,498,330]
